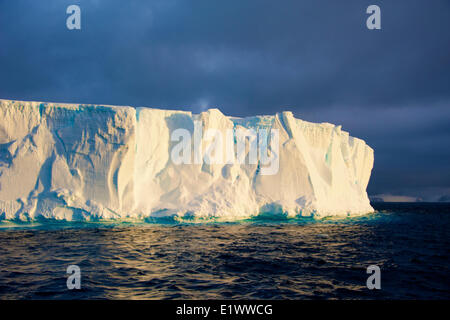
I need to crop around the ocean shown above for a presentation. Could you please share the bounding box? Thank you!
[0,202,449,299]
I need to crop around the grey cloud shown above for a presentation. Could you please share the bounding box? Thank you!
[0,0,449,199]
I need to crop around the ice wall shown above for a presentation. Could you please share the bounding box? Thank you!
[0,99,374,221]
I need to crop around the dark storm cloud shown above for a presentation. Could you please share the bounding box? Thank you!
[0,0,449,198]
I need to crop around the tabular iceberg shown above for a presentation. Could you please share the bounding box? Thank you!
[0,99,374,221]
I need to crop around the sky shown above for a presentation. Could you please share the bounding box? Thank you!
[0,0,449,200]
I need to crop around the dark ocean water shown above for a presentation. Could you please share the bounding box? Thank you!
[0,203,449,300]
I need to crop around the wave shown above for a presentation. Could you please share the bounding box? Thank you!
[0,211,382,230]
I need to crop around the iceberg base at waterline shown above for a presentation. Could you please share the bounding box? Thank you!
[0,99,374,222]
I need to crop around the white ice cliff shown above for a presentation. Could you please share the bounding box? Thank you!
[0,99,374,221]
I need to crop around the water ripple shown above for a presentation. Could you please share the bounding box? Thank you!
[0,203,449,299]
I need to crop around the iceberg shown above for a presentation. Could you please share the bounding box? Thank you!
[0,99,374,221]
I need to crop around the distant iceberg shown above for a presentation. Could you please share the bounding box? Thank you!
[0,99,374,221]
[369,194,422,203]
